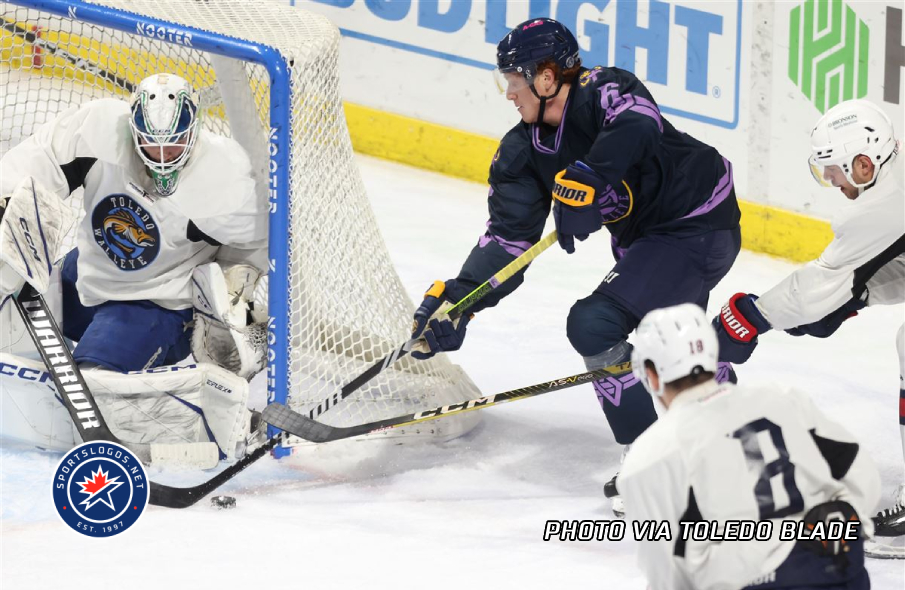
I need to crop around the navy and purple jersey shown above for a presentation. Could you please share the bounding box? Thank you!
[450,66,741,311]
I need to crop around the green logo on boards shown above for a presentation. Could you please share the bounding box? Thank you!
[788,0,870,113]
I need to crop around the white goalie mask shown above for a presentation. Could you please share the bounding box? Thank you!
[808,99,898,191]
[129,73,200,196]
[630,304,719,398]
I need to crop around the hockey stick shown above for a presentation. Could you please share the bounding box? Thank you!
[307,230,559,419]
[11,284,275,508]
[12,285,126,444]
[264,361,629,443]
[1,18,135,93]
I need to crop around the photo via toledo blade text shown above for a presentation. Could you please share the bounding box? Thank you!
[1,0,904,588]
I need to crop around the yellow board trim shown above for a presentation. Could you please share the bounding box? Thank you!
[343,103,833,263]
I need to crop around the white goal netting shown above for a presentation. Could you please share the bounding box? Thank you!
[0,0,481,446]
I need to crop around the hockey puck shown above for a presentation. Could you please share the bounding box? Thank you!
[210,495,236,510]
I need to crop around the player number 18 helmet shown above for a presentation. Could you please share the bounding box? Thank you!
[808,99,898,190]
[129,73,200,196]
[630,304,719,398]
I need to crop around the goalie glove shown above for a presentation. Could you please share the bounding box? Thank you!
[192,262,267,380]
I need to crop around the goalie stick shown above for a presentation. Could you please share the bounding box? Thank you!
[264,362,630,443]
[306,230,559,420]
[11,284,274,508]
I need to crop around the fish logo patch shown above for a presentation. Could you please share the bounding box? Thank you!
[91,194,160,270]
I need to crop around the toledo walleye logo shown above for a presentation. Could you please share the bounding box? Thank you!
[52,441,148,538]
[91,194,160,270]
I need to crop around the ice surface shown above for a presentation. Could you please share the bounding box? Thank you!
[2,155,903,589]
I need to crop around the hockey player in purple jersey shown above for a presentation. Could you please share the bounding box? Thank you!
[409,18,742,509]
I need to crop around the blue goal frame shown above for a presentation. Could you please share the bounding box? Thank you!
[13,0,294,456]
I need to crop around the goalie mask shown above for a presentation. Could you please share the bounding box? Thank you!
[129,73,200,196]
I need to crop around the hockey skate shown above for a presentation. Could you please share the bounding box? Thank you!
[603,474,624,518]
[603,446,630,518]
[865,483,905,559]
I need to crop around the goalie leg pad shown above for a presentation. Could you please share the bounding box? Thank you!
[83,363,251,461]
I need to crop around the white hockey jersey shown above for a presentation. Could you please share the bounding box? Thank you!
[757,156,904,329]
[618,381,880,590]
[0,99,267,310]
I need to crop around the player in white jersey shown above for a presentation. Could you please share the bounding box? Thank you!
[0,73,268,462]
[619,303,880,590]
[712,99,905,553]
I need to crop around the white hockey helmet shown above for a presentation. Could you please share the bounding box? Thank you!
[630,303,719,398]
[129,73,200,196]
[808,99,898,190]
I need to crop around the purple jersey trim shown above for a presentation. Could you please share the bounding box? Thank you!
[610,235,628,261]
[478,229,532,258]
[599,83,663,133]
[680,157,733,220]
[530,95,572,155]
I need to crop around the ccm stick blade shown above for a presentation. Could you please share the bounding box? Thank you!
[264,363,629,443]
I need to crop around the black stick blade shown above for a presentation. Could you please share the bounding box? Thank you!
[264,403,343,443]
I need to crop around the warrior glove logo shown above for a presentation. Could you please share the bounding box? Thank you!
[721,297,755,342]
[91,194,160,271]
[52,441,148,537]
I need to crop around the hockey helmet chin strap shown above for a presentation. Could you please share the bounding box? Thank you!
[529,73,565,127]
[856,150,897,197]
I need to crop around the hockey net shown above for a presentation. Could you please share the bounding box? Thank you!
[0,0,481,448]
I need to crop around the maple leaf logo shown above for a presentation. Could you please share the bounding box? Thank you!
[77,466,124,511]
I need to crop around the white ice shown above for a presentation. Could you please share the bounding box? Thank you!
[2,155,903,589]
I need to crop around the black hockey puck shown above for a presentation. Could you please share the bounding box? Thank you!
[211,495,236,510]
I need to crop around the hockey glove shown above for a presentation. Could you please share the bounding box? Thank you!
[410,280,472,360]
[552,161,605,254]
[799,500,861,571]
[785,297,866,338]
[712,293,772,364]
